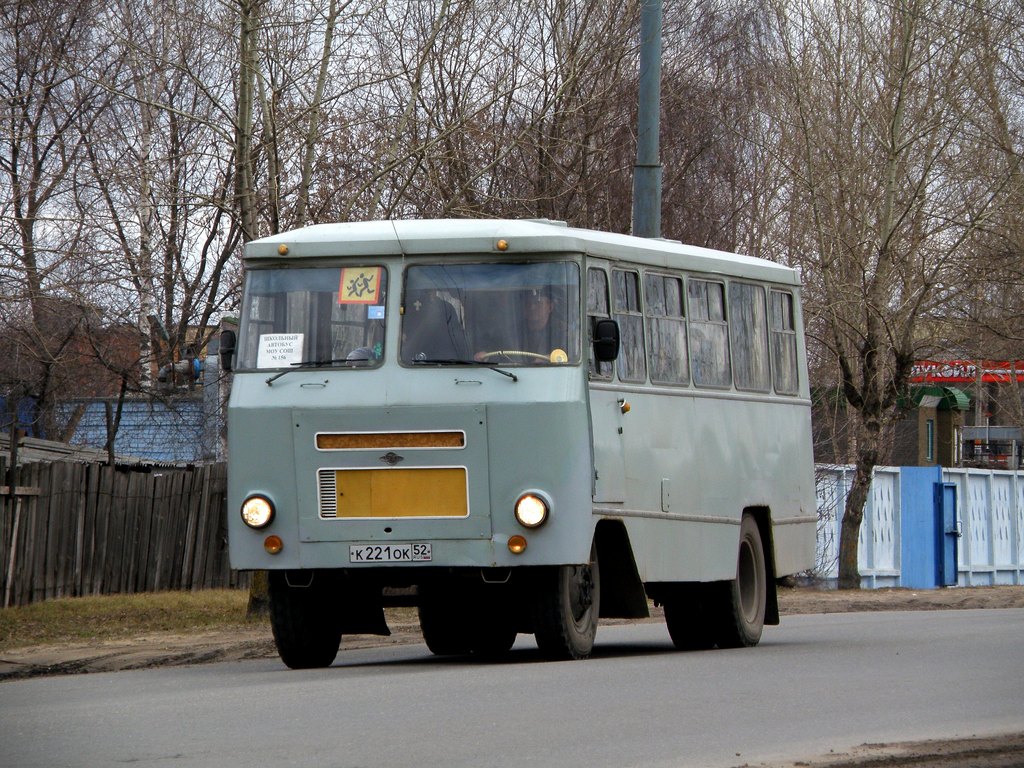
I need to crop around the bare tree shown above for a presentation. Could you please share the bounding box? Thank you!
[770,0,1017,587]
[82,0,243,378]
[0,0,115,438]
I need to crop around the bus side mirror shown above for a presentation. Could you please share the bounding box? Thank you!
[593,319,620,362]
[219,329,237,372]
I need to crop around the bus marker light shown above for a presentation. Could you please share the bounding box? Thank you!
[277,244,289,255]
[264,535,283,554]
[508,535,527,554]
[496,239,509,251]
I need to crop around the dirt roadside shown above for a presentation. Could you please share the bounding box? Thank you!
[8,584,1022,681]
[2,585,1022,768]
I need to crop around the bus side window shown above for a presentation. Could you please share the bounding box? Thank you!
[687,279,731,388]
[728,282,770,392]
[770,289,800,395]
[644,273,688,385]
[612,269,646,383]
[587,268,613,379]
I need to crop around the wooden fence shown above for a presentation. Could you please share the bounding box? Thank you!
[1,460,245,608]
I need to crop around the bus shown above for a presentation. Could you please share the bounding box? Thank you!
[221,219,817,668]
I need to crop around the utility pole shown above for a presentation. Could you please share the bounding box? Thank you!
[632,0,663,239]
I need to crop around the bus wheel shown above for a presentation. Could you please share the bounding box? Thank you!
[268,571,342,669]
[663,585,715,651]
[469,619,517,658]
[419,586,516,657]
[418,586,472,656]
[532,544,600,660]
[713,514,767,648]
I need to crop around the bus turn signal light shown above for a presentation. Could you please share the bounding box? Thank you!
[264,535,283,554]
[508,535,527,554]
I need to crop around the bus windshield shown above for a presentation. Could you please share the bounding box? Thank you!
[236,266,388,370]
[402,261,580,366]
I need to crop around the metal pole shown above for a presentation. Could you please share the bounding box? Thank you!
[632,0,663,239]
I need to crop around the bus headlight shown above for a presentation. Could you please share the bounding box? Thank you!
[514,492,549,528]
[241,495,275,529]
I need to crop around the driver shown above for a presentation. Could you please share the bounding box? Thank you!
[473,287,569,363]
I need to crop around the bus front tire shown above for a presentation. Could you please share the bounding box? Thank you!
[268,571,342,669]
[712,514,767,648]
[470,621,517,658]
[418,588,472,656]
[532,545,600,660]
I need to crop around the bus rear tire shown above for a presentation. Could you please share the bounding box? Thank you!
[532,544,600,660]
[712,514,767,648]
[268,571,342,669]
[663,585,716,650]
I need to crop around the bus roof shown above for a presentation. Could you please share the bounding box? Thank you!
[245,219,800,286]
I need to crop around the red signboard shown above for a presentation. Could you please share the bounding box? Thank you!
[910,360,1024,384]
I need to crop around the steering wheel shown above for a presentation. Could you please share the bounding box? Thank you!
[477,349,551,362]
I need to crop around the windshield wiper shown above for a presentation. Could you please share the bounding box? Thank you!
[265,358,363,386]
[411,358,518,382]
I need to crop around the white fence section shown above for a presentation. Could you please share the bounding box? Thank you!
[814,465,1024,587]
[941,469,1024,586]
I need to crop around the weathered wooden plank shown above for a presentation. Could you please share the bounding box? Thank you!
[0,486,10,603]
[180,468,201,588]
[54,462,79,599]
[47,463,65,599]
[73,463,88,597]
[93,464,115,595]
[81,463,101,595]
[105,469,130,595]
[124,471,147,594]
[29,464,50,603]
[188,467,210,589]
[149,471,171,592]
[168,469,190,590]
[210,464,232,588]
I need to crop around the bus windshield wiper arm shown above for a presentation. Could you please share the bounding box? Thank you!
[265,358,358,386]
[411,358,518,381]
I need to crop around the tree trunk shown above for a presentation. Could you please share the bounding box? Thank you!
[838,416,882,589]
[837,460,869,589]
[246,569,270,618]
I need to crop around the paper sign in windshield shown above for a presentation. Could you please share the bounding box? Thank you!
[257,333,303,368]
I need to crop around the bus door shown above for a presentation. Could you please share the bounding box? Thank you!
[589,388,626,503]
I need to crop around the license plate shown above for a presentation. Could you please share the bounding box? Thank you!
[349,543,432,563]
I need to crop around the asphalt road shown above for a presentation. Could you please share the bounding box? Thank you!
[2,609,1023,768]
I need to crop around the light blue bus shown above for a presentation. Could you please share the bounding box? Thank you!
[221,219,817,668]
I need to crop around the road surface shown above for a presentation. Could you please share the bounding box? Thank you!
[2,609,1022,768]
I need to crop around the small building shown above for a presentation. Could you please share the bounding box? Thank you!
[891,385,971,467]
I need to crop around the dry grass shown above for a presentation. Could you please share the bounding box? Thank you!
[0,590,267,652]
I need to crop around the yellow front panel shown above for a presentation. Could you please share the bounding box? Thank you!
[335,468,468,518]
